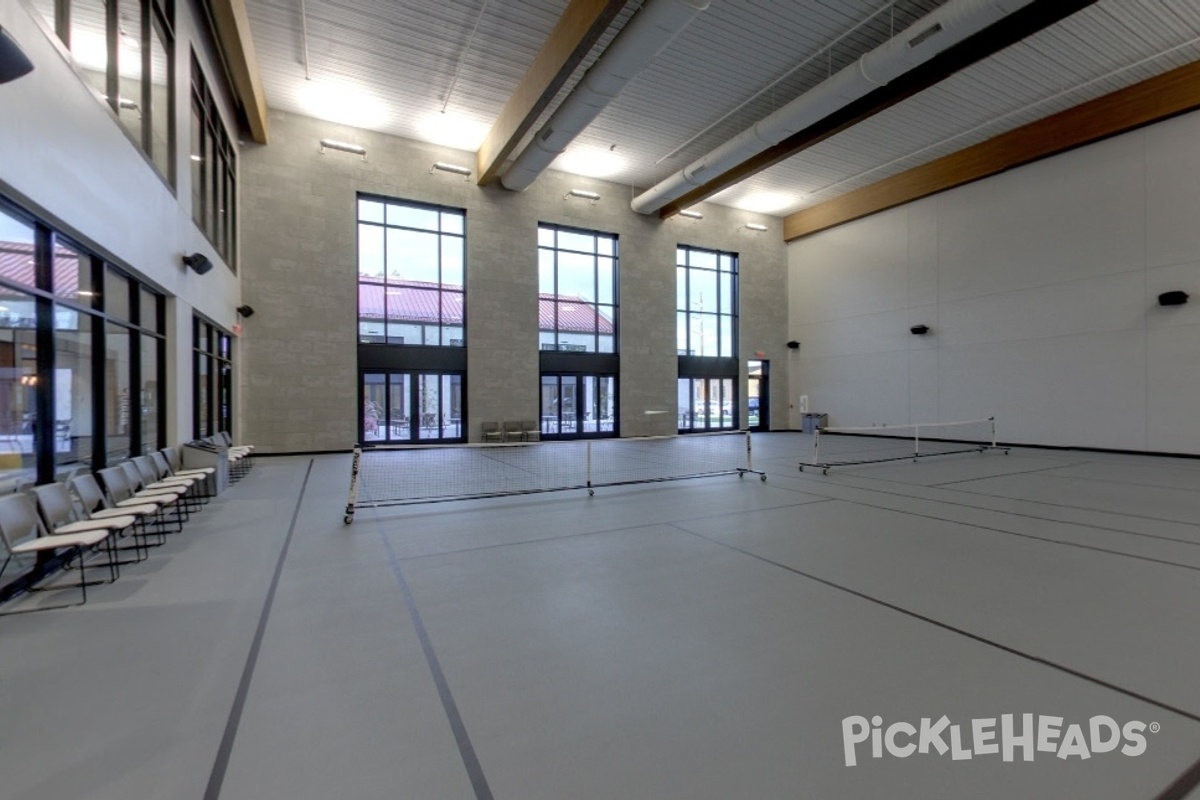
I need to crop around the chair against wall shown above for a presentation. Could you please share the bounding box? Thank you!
[97,466,187,530]
[33,482,144,566]
[0,493,117,613]
[502,421,524,442]
[482,422,504,442]
[71,473,171,545]
[520,421,540,442]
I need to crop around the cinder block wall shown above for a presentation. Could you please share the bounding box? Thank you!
[240,111,788,452]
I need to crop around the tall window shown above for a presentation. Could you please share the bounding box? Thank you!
[0,199,167,497]
[191,53,236,269]
[357,196,465,346]
[677,245,738,432]
[35,0,175,184]
[537,224,617,353]
[677,246,736,357]
[193,317,232,438]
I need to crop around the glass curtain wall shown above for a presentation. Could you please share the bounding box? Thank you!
[0,201,167,492]
[193,317,233,439]
[677,245,738,432]
[36,0,175,185]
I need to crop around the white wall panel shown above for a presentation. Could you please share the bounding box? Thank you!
[935,134,1146,303]
[788,110,1200,455]
[1147,326,1200,454]
[796,353,909,428]
[1145,112,1200,269]
[790,207,909,324]
[937,332,1147,450]
[936,272,1145,348]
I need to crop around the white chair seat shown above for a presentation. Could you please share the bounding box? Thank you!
[13,528,109,552]
[53,516,138,535]
[92,505,159,518]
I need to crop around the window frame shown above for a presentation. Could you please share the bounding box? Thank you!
[356,194,466,349]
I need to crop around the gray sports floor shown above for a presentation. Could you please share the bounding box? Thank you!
[2,433,1199,800]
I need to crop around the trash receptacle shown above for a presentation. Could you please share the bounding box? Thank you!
[802,413,828,434]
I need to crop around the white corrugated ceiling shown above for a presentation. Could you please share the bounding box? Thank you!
[242,0,1200,217]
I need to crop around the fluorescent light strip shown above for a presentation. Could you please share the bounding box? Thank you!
[743,222,768,232]
[566,189,600,201]
[320,138,367,157]
[678,209,703,220]
[431,162,472,176]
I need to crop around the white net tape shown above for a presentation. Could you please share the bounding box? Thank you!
[344,431,764,522]
[804,417,1005,473]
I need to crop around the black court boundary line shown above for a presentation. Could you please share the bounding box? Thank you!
[789,471,1200,550]
[1154,754,1200,800]
[203,458,314,800]
[376,513,495,800]
[766,480,1200,574]
[676,525,1200,728]
[933,481,1200,529]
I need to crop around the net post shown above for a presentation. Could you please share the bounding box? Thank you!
[745,430,753,473]
[914,424,921,460]
[344,445,362,524]
[586,440,593,495]
[990,416,997,448]
[812,428,821,466]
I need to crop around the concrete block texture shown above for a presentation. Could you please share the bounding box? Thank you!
[240,112,788,451]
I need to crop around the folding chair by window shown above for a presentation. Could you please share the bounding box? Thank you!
[502,421,524,442]
[33,482,142,567]
[0,493,118,614]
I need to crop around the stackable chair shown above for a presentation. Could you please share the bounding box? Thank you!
[96,466,188,532]
[106,463,191,524]
[520,420,540,442]
[481,422,504,442]
[71,473,173,546]
[502,421,524,442]
[0,493,119,613]
[33,482,144,566]
[150,451,213,502]
[213,433,253,479]
[133,456,206,508]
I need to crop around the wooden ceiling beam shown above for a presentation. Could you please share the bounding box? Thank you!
[784,59,1200,241]
[476,0,631,186]
[208,0,270,144]
[657,0,1098,219]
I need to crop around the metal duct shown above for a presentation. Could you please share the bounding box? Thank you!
[631,0,1035,215]
[500,0,709,192]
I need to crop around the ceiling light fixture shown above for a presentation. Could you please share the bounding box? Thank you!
[678,209,703,220]
[566,189,600,202]
[431,162,472,178]
[319,139,366,160]
[743,222,768,232]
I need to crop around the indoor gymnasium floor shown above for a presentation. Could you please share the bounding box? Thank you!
[2,433,1199,800]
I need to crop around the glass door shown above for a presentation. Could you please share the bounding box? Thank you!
[540,374,616,439]
[361,371,462,443]
[747,360,768,431]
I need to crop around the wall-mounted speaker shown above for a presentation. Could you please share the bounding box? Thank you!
[0,26,35,85]
[786,340,800,349]
[236,305,255,317]
[182,253,213,275]
[1158,290,1189,307]
[910,324,930,335]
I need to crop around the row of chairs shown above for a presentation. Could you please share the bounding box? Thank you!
[481,421,540,443]
[201,431,255,479]
[0,438,248,615]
